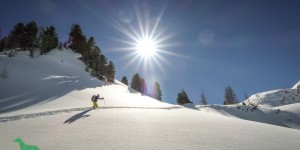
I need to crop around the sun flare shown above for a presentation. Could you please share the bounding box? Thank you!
[108,1,179,75]
[136,37,157,57]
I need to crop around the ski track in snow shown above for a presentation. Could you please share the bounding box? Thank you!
[0,106,183,123]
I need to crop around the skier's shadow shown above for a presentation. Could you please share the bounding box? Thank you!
[64,109,92,124]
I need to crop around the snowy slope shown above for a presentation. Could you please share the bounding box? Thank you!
[198,104,300,129]
[0,49,175,116]
[275,103,300,118]
[193,81,300,130]
[2,107,300,149]
[244,88,300,107]
[1,49,300,149]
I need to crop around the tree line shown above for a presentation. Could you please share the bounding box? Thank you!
[120,72,241,106]
[121,73,162,101]
[0,21,115,83]
[0,21,58,57]
[68,24,115,82]
[176,85,240,106]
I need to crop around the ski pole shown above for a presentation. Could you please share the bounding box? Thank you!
[102,98,106,106]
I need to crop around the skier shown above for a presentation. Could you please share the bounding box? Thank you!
[91,94,101,109]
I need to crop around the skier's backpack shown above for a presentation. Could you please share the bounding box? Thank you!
[91,95,96,101]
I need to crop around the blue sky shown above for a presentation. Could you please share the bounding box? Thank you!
[1,0,300,104]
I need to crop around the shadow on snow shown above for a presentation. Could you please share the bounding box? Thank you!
[0,75,108,114]
[64,109,92,124]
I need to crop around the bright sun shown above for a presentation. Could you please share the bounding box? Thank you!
[136,38,157,57]
[110,1,177,74]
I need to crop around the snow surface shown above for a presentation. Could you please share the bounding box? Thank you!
[275,103,300,118]
[2,108,300,150]
[1,49,300,149]
[197,104,300,130]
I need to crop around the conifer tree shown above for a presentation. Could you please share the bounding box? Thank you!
[94,45,101,55]
[121,76,128,85]
[68,24,86,54]
[200,92,208,105]
[6,21,38,57]
[89,45,101,67]
[105,61,115,83]
[24,21,38,57]
[98,54,107,79]
[92,56,100,76]
[0,28,2,49]
[152,82,162,101]
[7,23,25,49]
[224,86,238,105]
[0,38,5,52]
[177,90,191,105]
[85,36,96,62]
[131,73,141,92]
[39,26,58,54]
[90,48,100,75]
[48,26,58,49]
[140,78,148,95]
